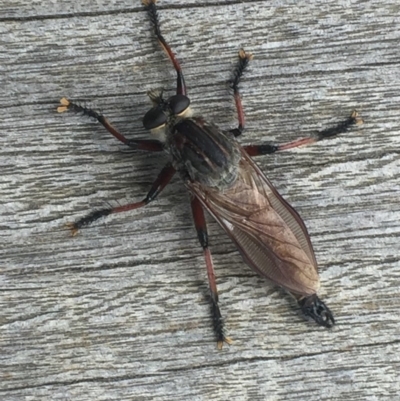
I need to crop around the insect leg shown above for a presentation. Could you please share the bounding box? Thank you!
[244,110,363,156]
[67,163,176,235]
[191,197,232,349]
[143,0,187,96]
[58,98,164,152]
[229,49,254,137]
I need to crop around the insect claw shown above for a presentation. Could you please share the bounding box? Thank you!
[65,222,79,236]
[57,97,71,113]
[224,336,233,345]
[238,48,254,61]
[217,337,233,350]
[142,0,156,6]
[351,110,363,126]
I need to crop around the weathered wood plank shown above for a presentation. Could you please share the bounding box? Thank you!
[1,1,400,400]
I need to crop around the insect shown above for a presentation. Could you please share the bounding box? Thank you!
[58,0,363,348]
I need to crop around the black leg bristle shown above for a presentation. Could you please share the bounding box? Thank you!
[73,208,112,230]
[316,110,363,141]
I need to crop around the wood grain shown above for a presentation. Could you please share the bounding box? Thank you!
[1,1,399,400]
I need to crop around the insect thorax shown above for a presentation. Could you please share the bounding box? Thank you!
[167,117,241,190]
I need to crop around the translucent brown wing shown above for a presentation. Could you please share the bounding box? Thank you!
[187,147,320,296]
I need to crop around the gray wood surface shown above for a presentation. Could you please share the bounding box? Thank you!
[1,1,400,400]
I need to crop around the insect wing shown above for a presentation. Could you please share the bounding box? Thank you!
[187,148,320,295]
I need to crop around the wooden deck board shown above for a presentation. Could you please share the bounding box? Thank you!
[1,1,400,400]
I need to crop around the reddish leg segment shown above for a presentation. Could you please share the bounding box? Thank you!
[244,110,363,156]
[67,163,176,235]
[143,0,187,96]
[191,197,232,349]
[58,98,164,152]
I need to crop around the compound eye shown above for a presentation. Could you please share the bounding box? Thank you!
[143,107,167,130]
[168,95,190,116]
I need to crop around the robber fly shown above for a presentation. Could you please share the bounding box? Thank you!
[58,0,363,348]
